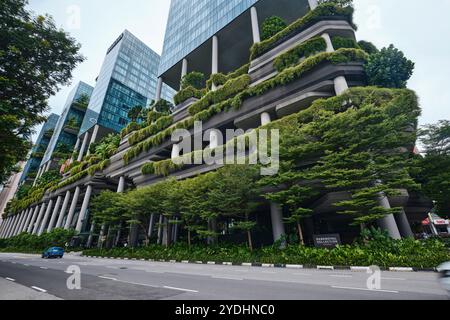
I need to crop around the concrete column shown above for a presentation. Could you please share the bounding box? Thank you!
[181,59,188,79]
[33,203,47,235]
[4,216,15,238]
[98,224,106,248]
[75,185,93,232]
[38,199,54,236]
[250,7,261,44]
[308,0,318,10]
[56,191,71,228]
[10,213,22,236]
[261,112,272,126]
[377,194,402,240]
[87,125,100,156]
[334,76,349,95]
[155,77,163,102]
[321,33,334,53]
[77,132,90,162]
[47,196,63,232]
[45,161,52,173]
[270,202,286,245]
[27,206,40,233]
[211,35,219,91]
[86,222,96,248]
[117,176,125,193]
[171,144,180,160]
[0,219,9,238]
[210,130,220,149]
[14,212,26,236]
[395,209,414,238]
[65,187,81,230]
[21,208,32,233]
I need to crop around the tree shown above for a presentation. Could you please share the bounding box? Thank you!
[72,94,90,110]
[365,44,415,88]
[127,105,144,122]
[261,16,287,41]
[149,99,174,115]
[0,0,84,183]
[358,40,378,55]
[180,72,205,90]
[413,121,450,217]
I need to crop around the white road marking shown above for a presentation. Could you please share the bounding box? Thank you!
[293,273,312,276]
[164,286,198,293]
[31,286,47,293]
[382,277,406,281]
[115,279,158,288]
[212,276,243,281]
[329,274,353,278]
[98,276,117,281]
[5,277,15,282]
[40,267,48,270]
[331,286,399,294]
[23,264,30,267]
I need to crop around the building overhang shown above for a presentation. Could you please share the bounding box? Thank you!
[160,0,310,90]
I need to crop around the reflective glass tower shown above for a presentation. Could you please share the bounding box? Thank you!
[40,81,94,169]
[159,0,258,76]
[80,30,175,137]
[19,113,60,184]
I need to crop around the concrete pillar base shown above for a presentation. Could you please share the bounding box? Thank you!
[395,209,414,238]
[334,76,349,95]
[270,202,286,247]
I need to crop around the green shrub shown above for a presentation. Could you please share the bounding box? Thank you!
[331,36,360,50]
[273,36,327,72]
[128,115,174,146]
[261,16,288,41]
[358,40,378,54]
[250,3,356,60]
[188,74,251,116]
[206,63,250,90]
[174,86,206,105]
[365,44,415,89]
[0,228,76,251]
[181,71,205,90]
[121,122,141,139]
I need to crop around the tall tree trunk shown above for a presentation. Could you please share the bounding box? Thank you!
[297,222,305,246]
[188,230,191,248]
[115,221,123,247]
[247,230,253,251]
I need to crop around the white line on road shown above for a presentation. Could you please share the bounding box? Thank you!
[23,264,30,266]
[115,279,158,288]
[164,286,199,293]
[40,267,48,270]
[331,286,399,294]
[293,273,312,276]
[5,277,15,282]
[98,276,117,281]
[31,286,47,293]
[382,277,406,281]
[329,275,353,278]
[212,276,243,281]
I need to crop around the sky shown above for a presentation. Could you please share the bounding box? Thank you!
[26,0,450,143]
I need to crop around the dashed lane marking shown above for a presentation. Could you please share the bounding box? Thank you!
[31,286,47,293]
[5,277,15,282]
[163,286,198,293]
[331,286,399,294]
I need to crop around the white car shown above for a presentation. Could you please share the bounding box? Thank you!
[437,262,450,295]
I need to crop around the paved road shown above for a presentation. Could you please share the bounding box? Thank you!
[0,252,448,300]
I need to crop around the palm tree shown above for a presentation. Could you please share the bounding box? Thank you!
[128,105,144,122]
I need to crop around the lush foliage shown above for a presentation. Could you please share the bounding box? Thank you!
[331,36,359,50]
[84,237,449,268]
[174,86,206,106]
[206,64,250,90]
[0,228,76,252]
[365,44,415,88]
[357,40,378,54]
[261,16,288,41]
[273,36,327,72]
[180,71,205,90]
[412,121,450,217]
[0,0,84,183]
[250,2,356,60]
[128,115,174,146]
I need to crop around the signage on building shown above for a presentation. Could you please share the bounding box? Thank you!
[313,234,341,248]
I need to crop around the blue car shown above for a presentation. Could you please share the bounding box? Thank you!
[42,247,65,259]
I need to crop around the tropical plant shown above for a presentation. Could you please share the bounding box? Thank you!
[180,71,205,90]
[261,16,287,41]
[365,44,415,89]
[127,105,144,122]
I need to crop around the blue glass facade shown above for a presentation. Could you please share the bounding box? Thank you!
[41,82,94,166]
[20,114,60,184]
[80,30,175,136]
[159,0,259,76]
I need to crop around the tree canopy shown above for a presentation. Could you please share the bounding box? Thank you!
[0,0,84,182]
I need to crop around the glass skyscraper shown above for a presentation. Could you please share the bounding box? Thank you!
[41,81,94,168]
[20,113,60,184]
[159,0,259,76]
[80,30,175,136]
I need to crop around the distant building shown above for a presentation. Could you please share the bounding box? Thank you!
[36,82,94,178]
[0,162,26,223]
[76,30,175,162]
[20,114,60,185]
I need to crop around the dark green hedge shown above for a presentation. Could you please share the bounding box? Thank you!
[250,3,356,60]
[174,86,206,105]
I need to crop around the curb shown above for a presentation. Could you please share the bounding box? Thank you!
[81,255,437,273]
